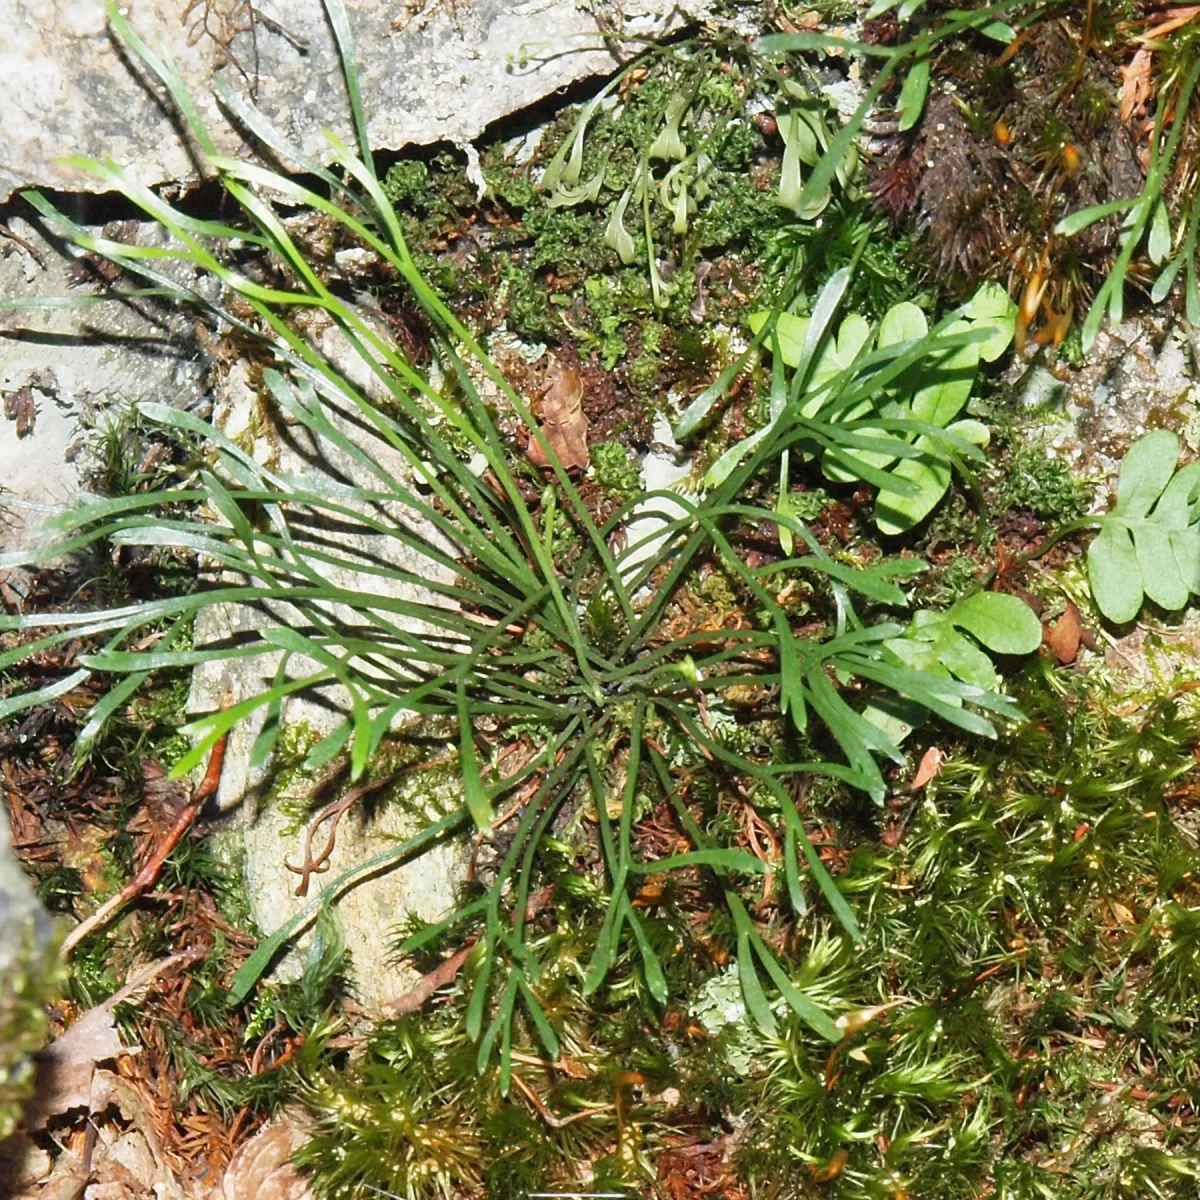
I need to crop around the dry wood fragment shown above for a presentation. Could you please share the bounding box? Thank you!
[381,940,477,1016]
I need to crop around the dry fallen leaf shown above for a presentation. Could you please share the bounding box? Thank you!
[777,7,821,30]
[0,1133,53,1192]
[1119,47,1154,121]
[8,1151,90,1200]
[210,1117,315,1200]
[3,385,37,438]
[86,1070,186,1200]
[25,952,198,1129]
[527,361,589,472]
[1045,601,1084,665]
[910,746,945,791]
[14,1069,195,1200]
[25,1007,124,1131]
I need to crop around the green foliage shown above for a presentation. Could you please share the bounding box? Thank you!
[994,439,1093,521]
[1085,429,1200,623]
[817,282,1015,534]
[297,1015,587,1198]
[896,56,931,132]
[689,277,1014,537]
[732,672,1200,1198]
[16,8,1200,1197]
[590,440,642,497]
[887,591,1042,688]
[1055,57,1200,347]
[864,591,1041,743]
[536,39,854,312]
[0,0,1039,1112]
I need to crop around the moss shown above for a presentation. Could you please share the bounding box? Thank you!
[726,670,1200,1198]
[577,276,630,367]
[591,441,642,498]
[497,257,555,340]
[919,551,981,608]
[65,929,120,1010]
[263,719,323,829]
[626,350,660,391]
[786,486,834,521]
[382,160,433,209]
[483,163,536,211]
[1057,323,1086,369]
[691,166,781,255]
[207,830,257,935]
[524,206,610,276]
[994,440,1094,521]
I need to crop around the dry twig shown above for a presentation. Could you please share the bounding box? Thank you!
[61,725,230,956]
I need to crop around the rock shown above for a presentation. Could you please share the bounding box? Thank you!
[228,763,468,1008]
[1006,316,1200,497]
[0,215,207,552]
[0,794,56,1142]
[189,340,470,1008]
[1,0,703,203]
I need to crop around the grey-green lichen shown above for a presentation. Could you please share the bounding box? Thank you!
[0,921,60,1141]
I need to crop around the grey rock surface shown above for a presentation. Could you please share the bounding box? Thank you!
[189,340,469,1007]
[1,0,699,203]
[0,793,55,1142]
[0,215,207,552]
[1009,316,1199,489]
[1004,316,1200,698]
[0,801,53,979]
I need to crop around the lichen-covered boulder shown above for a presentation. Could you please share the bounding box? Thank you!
[0,808,56,1141]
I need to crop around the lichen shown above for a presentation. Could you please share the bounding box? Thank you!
[0,924,59,1141]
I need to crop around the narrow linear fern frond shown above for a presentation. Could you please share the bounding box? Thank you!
[0,0,1044,1076]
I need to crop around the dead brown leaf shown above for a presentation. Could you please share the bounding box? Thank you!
[0,1133,53,1192]
[12,1071,188,1200]
[1045,601,1084,665]
[26,1010,124,1131]
[3,386,37,438]
[209,1117,314,1200]
[26,953,199,1129]
[7,1151,90,1200]
[777,7,821,30]
[85,1070,186,1200]
[910,747,945,791]
[1119,48,1154,121]
[527,361,589,472]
